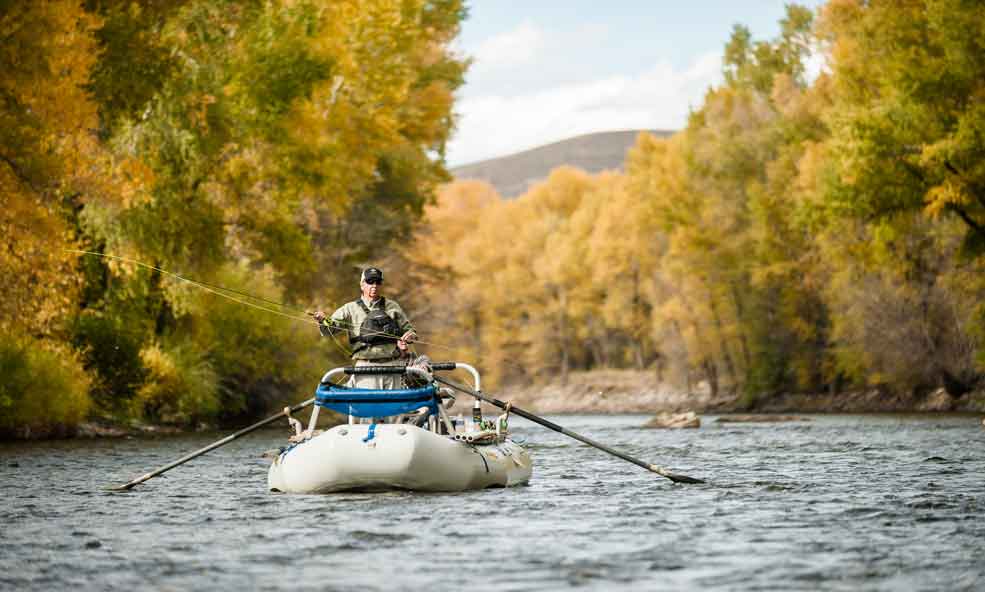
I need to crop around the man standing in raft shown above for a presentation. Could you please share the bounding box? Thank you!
[313,267,417,389]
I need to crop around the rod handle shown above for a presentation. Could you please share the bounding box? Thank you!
[343,362,456,375]
[343,365,408,375]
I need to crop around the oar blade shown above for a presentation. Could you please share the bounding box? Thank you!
[108,398,316,493]
[110,472,154,491]
[650,465,705,484]
[434,375,708,485]
[664,472,706,484]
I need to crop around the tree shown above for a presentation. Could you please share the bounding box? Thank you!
[0,1,134,334]
[818,0,985,257]
[1,1,470,434]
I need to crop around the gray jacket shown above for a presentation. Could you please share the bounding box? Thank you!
[321,296,414,361]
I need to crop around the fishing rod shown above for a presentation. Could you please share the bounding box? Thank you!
[68,251,560,381]
[67,249,458,353]
[67,251,554,382]
[68,249,317,325]
[67,251,567,383]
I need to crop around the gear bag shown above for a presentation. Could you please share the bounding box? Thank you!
[350,298,401,348]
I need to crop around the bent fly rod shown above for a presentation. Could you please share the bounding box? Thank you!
[66,249,439,347]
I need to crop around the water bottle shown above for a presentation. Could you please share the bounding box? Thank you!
[472,400,482,427]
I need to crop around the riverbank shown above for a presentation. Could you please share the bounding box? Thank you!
[498,369,985,415]
[4,419,206,441]
[7,368,984,440]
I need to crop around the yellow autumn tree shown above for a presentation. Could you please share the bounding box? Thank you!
[2,0,469,435]
[400,179,502,365]
[0,2,141,435]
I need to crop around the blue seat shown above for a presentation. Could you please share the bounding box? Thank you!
[314,384,439,418]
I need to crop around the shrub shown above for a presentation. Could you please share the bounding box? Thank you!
[131,343,219,425]
[0,334,92,439]
[183,265,341,421]
[71,310,148,415]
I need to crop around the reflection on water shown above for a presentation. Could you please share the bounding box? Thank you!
[1,414,984,591]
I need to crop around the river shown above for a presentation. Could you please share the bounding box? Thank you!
[1,414,983,591]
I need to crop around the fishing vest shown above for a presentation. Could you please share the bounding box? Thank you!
[350,298,401,350]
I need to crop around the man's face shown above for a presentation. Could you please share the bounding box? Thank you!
[361,279,381,300]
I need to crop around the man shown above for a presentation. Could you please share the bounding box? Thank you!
[313,267,417,389]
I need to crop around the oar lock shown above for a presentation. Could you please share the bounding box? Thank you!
[283,407,303,438]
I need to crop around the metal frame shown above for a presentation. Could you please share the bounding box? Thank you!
[304,363,484,438]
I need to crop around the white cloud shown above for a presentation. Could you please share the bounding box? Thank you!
[447,52,722,166]
[471,20,545,72]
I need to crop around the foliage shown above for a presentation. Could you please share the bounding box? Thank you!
[1,0,466,437]
[71,307,148,415]
[0,333,91,438]
[132,342,218,425]
[817,0,985,257]
[185,265,340,420]
[818,216,984,395]
[0,1,124,337]
[409,1,985,402]
[6,0,985,434]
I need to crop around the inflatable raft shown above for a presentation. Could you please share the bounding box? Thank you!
[267,363,532,493]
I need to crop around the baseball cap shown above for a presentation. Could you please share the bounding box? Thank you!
[361,267,384,284]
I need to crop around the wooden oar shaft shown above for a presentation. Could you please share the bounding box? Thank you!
[434,376,704,484]
[114,398,316,491]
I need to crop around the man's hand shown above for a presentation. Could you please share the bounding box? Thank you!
[310,311,332,335]
[397,330,417,351]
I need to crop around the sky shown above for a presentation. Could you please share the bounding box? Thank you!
[446,1,825,166]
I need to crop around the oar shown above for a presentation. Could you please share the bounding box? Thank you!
[112,398,315,491]
[434,376,705,484]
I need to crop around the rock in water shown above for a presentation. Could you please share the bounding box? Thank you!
[715,415,810,423]
[922,388,954,412]
[644,411,700,429]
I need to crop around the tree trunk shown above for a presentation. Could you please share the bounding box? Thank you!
[708,293,739,388]
[557,286,569,385]
[703,358,719,398]
[472,305,483,362]
[729,281,752,373]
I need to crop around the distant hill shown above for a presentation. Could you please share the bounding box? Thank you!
[450,129,674,198]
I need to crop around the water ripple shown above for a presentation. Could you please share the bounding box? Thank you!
[1,414,984,590]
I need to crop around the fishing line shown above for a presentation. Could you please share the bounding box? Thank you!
[67,249,318,326]
[69,252,543,423]
[68,250,464,355]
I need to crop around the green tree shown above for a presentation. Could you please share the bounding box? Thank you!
[818,0,985,256]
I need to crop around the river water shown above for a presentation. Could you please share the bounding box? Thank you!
[1,413,983,591]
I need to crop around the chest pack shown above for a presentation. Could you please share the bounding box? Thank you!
[351,298,400,347]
